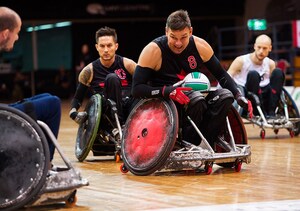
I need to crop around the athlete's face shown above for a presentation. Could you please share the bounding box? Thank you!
[253,42,271,61]
[0,17,21,52]
[95,36,118,61]
[165,27,192,54]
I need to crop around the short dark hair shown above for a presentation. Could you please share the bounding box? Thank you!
[95,26,118,43]
[166,10,191,30]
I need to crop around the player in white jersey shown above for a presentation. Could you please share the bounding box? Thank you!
[228,34,285,117]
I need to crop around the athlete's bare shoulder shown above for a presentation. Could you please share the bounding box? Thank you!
[78,63,93,86]
[193,36,214,62]
[123,57,137,75]
[138,41,161,70]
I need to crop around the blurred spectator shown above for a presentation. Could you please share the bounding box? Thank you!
[276,59,290,73]
[276,59,291,85]
[74,44,92,86]
[54,66,71,99]
[12,69,30,101]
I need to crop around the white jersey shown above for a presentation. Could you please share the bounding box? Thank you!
[233,54,270,87]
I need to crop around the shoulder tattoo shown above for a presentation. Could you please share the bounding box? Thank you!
[79,66,92,85]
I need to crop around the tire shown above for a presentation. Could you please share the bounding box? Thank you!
[278,88,300,136]
[75,94,102,161]
[121,98,178,176]
[0,104,50,210]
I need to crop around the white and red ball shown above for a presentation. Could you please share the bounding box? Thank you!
[182,72,210,91]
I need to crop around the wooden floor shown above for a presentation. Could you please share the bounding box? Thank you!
[25,99,300,211]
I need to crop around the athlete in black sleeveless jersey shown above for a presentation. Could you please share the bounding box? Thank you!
[132,10,253,146]
[70,26,137,125]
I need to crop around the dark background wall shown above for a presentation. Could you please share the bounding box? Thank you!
[1,0,246,66]
[4,0,300,99]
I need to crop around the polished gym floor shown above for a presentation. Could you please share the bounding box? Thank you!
[25,100,300,211]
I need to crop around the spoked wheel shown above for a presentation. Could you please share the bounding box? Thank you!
[278,88,300,136]
[75,94,102,162]
[216,106,248,169]
[121,98,179,176]
[0,104,50,210]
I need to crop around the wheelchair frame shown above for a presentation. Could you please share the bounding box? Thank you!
[120,98,251,176]
[0,104,88,210]
[242,87,300,139]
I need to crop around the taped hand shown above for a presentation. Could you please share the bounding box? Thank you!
[69,108,88,124]
[163,86,192,105]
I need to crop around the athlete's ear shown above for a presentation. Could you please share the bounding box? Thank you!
[0,29,9,40]
[115,43,119,51]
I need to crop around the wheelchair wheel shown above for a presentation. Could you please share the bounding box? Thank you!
[121,98,178,176]
[75,94,102,162]
[0,104,50,210]
[277,88,300,136]
[216,106,248,168]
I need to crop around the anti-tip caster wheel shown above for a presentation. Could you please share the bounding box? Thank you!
[120,163,128,174]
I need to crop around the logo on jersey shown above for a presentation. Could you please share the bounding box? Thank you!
[115,68,128,86]
[115,68,126,79]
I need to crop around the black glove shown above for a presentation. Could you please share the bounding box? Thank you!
[235,92,253,118]
[69,108,88,124]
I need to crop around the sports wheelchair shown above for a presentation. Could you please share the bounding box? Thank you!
[0,104,88,211]
[238,87,300,139]
[120,97,251,176]
[75,94,123,162]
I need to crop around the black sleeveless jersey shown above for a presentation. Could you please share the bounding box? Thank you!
[153,35,204,86]
[90,55,132,93]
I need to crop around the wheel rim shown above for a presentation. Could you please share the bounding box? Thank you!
[122,99,178,175]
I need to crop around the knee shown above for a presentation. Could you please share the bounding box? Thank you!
[207,88,234,106]
[186,91,207,113]
[105,73,120,84]
[272,68,285,80]
[247,70,261,82]
[49,95,61,113]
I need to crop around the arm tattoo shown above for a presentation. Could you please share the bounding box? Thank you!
[79,66,92,86]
